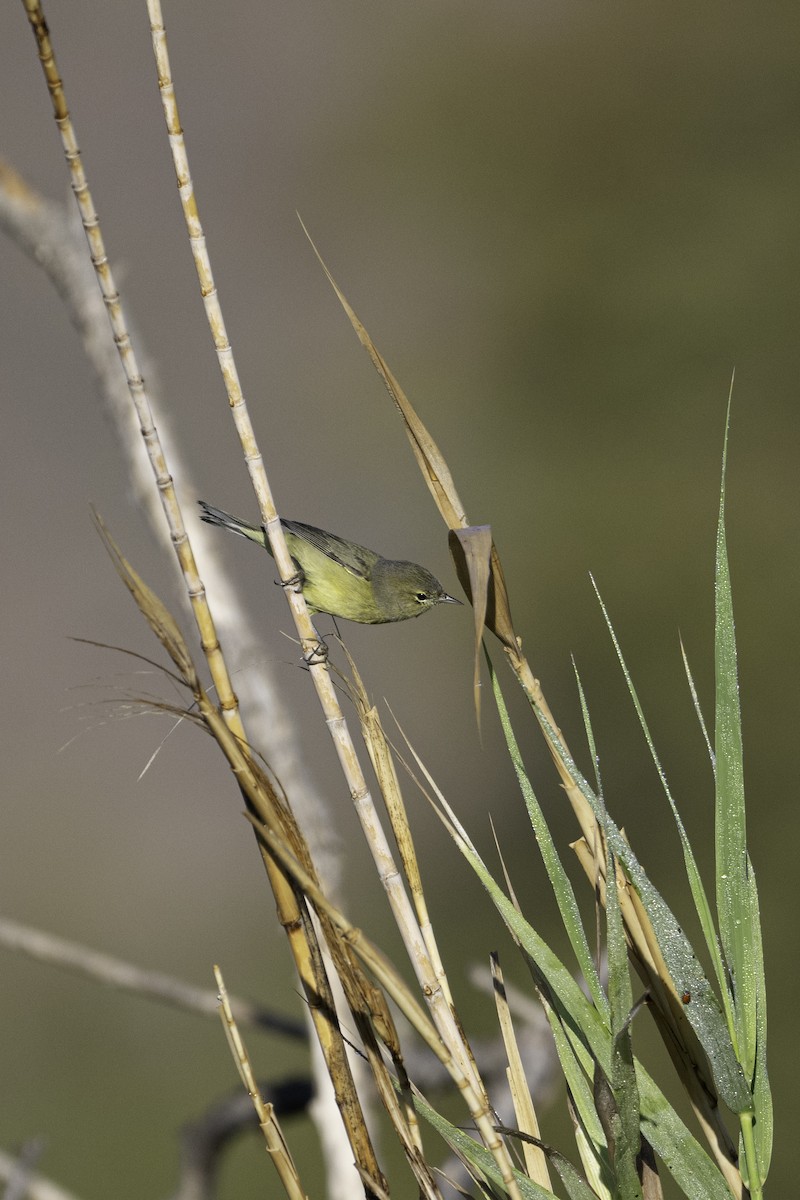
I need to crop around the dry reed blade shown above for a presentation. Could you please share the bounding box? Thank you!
[298,216,519,656]
[490,953,552,1190]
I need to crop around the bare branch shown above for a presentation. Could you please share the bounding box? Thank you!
[0,916,304,1039]
[0,1148,83,1200]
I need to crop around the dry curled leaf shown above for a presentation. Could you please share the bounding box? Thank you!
[93,509,200,690]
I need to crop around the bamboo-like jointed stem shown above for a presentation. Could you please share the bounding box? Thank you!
[144,2,522,1191]
[20,2,382,1188]
[21,0,518,1186]
[20,0,237,727]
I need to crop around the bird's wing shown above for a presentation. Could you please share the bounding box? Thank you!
[281,520,379,579]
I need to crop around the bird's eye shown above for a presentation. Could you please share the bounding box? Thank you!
[415,591,429,603]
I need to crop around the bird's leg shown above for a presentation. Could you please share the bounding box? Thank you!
[276,563,319,640]
[274,562,328,663]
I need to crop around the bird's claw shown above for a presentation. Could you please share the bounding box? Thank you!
[302,638,329,666]
[278,567,305,595]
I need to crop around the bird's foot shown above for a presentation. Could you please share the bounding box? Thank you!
[277,566,305,596]
[302,637,329,666]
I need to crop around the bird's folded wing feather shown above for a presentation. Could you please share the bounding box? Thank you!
[281,520,378,579]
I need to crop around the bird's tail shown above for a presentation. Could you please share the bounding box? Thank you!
[198,500,267,548]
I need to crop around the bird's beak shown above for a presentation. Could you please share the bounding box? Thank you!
[441,593,463,605]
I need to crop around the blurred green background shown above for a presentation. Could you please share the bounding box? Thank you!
[1,2,798,1197]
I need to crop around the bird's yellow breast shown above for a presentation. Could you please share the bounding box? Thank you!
[282,529,384,622]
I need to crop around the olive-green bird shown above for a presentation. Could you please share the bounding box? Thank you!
[198,501,461,624]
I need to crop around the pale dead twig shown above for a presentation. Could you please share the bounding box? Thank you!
[0,915,304,1039]
[0,1148,82,1200]
[1,1138,46,1200]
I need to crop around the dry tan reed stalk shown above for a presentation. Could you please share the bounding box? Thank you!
[21,3,529,1190]
[143,6,524,1191]
[96,516,385,1190]
[215,966,308,1200]
[343,674,491,1109]
[20,0,237,727]
[145,0,479,1074]
[97,520,489,1197]
[339,651,457,1014]
[146,0,326,667]
[21,2,387,1187]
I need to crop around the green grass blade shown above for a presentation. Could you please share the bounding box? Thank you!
[714,399,771,1196]
[591,579,735,1035]
[534,1130,608,1200]
[602,832,642,1200]
[461,834,613,1072]
[531,702,750,1113]
[573,658,603,796]
[714,409,758,1088]
[635,1060,733,1200]
[573,664,642,1194]
[679,636,715,771]
[439,812,740,1197]
[413,1090,558,1199]
[746,864,773,1183]
[488,653,606,1017]
[545,1004,608,1155]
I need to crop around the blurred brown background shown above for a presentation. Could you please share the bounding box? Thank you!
[2,2,798,1197]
